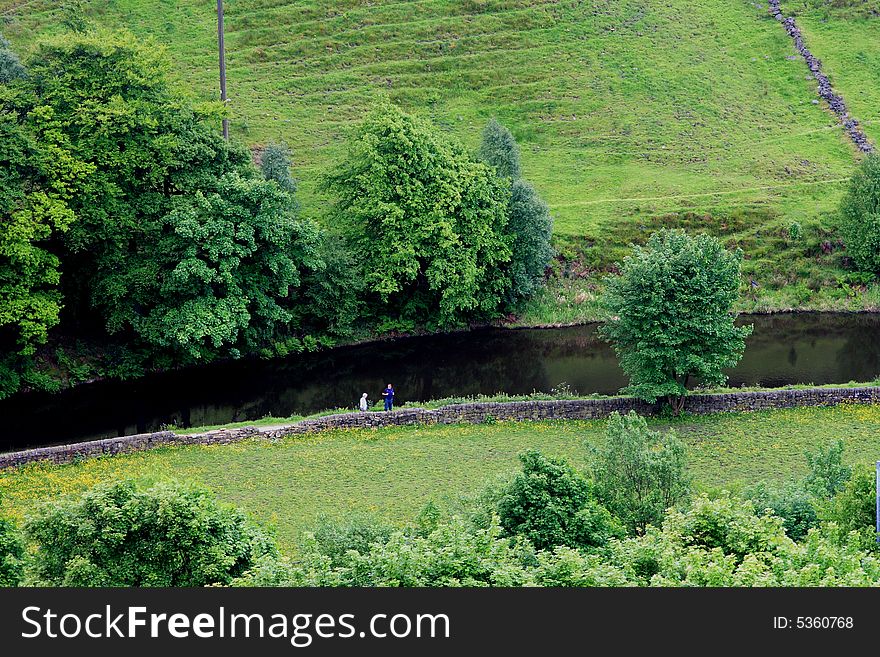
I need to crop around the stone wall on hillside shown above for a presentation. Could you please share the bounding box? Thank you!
[2,386,879,470]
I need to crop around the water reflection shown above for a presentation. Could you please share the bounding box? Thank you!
[1,312,878,450]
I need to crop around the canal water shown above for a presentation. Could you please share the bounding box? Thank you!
[1,312,878,451]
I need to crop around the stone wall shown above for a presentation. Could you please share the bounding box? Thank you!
[2,386,879,470]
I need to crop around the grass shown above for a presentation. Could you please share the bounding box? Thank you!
[3,404,880,552]
[2,1,877,323]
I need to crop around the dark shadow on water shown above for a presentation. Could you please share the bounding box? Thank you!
[1,312,878,450]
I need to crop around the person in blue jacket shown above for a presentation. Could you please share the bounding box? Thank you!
[382,384,395,411]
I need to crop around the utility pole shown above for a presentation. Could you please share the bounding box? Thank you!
[217,0,229,140]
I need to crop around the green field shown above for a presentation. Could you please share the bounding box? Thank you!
[3,404,880,552]
[2,0,878,319]
[780,2,880,145]
[0,1,864,227]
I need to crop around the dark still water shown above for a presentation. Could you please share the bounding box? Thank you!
[1,312,879,451]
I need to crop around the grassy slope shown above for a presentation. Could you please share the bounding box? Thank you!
[2,0,877,323]
[3,404,880,551]
[779,2,880,145]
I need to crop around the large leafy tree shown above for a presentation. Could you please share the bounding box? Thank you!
[600,229,751,413]
[24,30,320,361]
[324,103,512,328]
[0,55,93,395]
[839,153,880,274]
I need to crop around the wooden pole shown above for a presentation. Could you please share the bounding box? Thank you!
[217,0,229,140]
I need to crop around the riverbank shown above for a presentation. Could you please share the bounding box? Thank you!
[3,384,880,469]
[3,403,880,552]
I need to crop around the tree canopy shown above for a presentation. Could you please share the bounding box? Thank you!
[600,229,752,412]
[324,103,513,328]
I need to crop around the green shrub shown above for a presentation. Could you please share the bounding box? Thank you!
[25,479,277,586]
[307,512,393,568]
[591,411,691,534]
[839,153,880,274]
[496,450,623,550]
[819,465,877,549]
[804,440,851,500]
[747,483,819,542]
[0,506,24,587]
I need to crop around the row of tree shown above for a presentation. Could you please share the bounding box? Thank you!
[1,413,875,587]
[0,29,554,398]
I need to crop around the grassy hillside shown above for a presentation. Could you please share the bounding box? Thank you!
[780,2,880,144]
[3,404,880,551]
[2,0,877,320]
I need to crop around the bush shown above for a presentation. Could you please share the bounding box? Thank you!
[236,515,533,587]
[804,440,852,500]
[600,230,752,413]
[496,450,623,550]
[25,480,277,586]
[308,512,393,568]
[0,506,24,587]
[591,411,691,534]
[840,153,880,274]
[747,483,818,542]
[819,465,877,549]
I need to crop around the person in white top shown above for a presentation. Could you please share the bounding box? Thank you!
[359,393,369,412]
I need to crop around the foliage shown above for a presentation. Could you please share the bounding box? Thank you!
[600,230,752,412]
[818,465,877,549]
[0,84,88,360]
[6,404,880,553]
[591,411,691,534]
[804,440,852,500]
[839,153,880,275]
[323,103,512,328]
[307,512,393,568]
[0,502,25,587]
[496,450,623,550]
[747,482,818,542]
[0,35,27,84]
[24,479,277,586]
[505,179,554,304]
[92,172,320,360]
[260,141,297,194]
[605,495,880,587]
[236,515,533,587]
[478,117,521,180]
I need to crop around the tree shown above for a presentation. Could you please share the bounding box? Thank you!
[478,117,521,179]
[839,153,880,274]
[25,479,276,586]
[591,411,690,534]
[24,29,320,361]
[506,179,554,302]
[478,118,554,305]
[91,173,320,360]
[0,35,27,84]
[260,141,297,194]
[496,450,623,551]
[600,229,752,413]
[324,103,512,328]
[804,440,851,500]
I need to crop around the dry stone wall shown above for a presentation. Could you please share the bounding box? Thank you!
[2,387,879,470]
[768,0,873,152]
